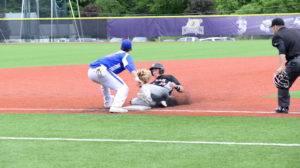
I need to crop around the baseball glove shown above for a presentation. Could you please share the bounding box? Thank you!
[273,71,289,89]
[137,69,152,83]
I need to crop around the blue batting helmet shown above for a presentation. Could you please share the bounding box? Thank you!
[121,39,132,51]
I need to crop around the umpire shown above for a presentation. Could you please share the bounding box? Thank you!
[271,18,300,113]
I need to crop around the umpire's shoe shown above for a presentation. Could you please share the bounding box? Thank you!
[275,106,289,113]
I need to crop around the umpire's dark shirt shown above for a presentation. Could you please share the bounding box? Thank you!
[272,27,300,62]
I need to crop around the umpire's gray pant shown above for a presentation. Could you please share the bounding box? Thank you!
[278,56,300,107]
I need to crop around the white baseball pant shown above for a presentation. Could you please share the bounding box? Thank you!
[88,65,128,107]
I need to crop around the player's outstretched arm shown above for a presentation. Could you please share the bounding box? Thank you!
[131,70,143,87]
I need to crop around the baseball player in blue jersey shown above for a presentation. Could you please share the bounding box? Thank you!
[88,40,143,113]
[131,63,184,107]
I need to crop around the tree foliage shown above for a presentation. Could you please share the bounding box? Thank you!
[234,2,262,14]
[184,0,215,14]
[95,0,125,16]
[215,0,300,14]
[3,0,21,12]
[260,0,300,13]
[147,0,188,14]
[81,4,100,17]
[214,0,252,14]
[2,0,300,17]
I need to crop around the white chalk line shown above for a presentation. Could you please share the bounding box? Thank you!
[0,107,300,114]
[0,108,106,112]
[0,137,299,147]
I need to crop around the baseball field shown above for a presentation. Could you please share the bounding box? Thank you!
[0,40,300,168]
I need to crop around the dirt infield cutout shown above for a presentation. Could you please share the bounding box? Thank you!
[0,57,299,117]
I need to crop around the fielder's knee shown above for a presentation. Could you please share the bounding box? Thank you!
[117,85,129,95]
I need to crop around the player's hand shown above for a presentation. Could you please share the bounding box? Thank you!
[169,82,183,92]
[135,78,143,87]
[169,82,177,88]
[276,66,285,74]
[137,81,143,87]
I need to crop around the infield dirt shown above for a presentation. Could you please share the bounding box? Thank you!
[1,56,299,117]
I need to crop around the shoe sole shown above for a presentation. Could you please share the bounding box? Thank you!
[275,107,288,114]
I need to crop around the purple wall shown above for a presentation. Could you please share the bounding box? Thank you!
[107,14,300,37]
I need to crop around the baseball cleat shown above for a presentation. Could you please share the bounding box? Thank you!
[109,107,128,113]
[160,100,167,107]
[104,104,111,109]
[104,95,115,108]
[275,106,289,113]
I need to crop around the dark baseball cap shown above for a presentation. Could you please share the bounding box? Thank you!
[270,18,285,27]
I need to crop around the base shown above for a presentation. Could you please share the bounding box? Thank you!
[123,105,151,111]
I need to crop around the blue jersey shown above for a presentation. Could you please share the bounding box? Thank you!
[90,51,136,74]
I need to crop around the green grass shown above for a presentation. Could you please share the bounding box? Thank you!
[0,40,275,68]
[266,90,300,98]
[1,41,299,168]
[0,113,299,168]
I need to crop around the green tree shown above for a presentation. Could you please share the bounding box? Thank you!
[184,0,215,14]
[95,0,126,16]
[81,4,100,17]
[129,0,188,15]
[148,0,188,14]
[261,0,300,13]
[116,0,137,15]
[79,0,96,7]
[4,0,21,12]
[234,2,263,14]
[214,0,252,14]
[234,0,300,14]
[133,0,150,14]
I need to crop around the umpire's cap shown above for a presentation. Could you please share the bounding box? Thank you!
[270,18,285,27]
[150,63,164,74]
[121,39,132,51]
